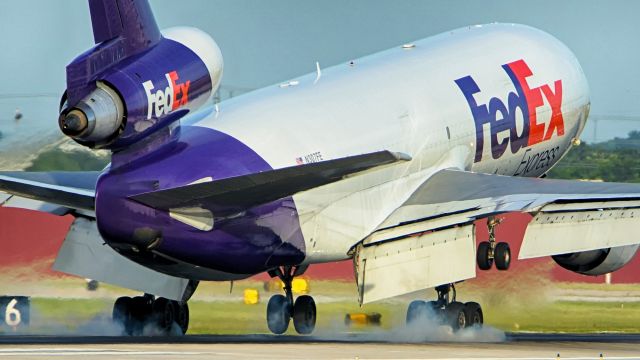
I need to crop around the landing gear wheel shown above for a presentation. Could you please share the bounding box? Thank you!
[113,296,133,335]
[446,302,467,331]
[112,295,190,336]
[267,294,291,334]
[129,296,153,335]
[477,241,493,270]
[176,302,189,335]
[494,242,511,270]
[406,300,427,325]
[410,284,485,332]
[426,300,442,321]
[293,295,316,334]
[152,298,176,334]
[464,302,483,328]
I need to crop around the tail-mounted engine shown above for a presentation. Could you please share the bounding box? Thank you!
[58,0,222,150]
[552,244,639,276]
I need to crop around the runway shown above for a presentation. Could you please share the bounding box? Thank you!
[0,333,639,359]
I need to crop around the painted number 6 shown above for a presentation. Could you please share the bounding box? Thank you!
[5,298,21,327]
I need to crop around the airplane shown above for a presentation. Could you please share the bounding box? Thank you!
[2,0,640,336]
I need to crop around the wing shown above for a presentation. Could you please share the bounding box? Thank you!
[355,169,640,303]
[130,150,411,216]
[0,171,99,213]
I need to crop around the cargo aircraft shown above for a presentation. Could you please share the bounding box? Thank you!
[2,0,640,335]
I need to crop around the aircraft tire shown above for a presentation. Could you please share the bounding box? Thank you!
[129,296,152,335]
[113,296,134,335]
[477,241,493,270]
[406,300,427,325]
[292,295,316,334]
[267,294,290,334]
[495,242,511,270]
[446,302,467,331]
[175,301,189,335]
[426,300,444,324]
[464,302,483,327]
[152,297,176,334]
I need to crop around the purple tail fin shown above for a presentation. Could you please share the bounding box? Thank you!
[66,0,162,105]
[88,0,161,48]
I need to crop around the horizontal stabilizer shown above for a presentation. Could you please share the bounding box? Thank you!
[0,171,99,211]
[131,151,410,215]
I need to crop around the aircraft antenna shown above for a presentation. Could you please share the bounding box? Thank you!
[314,62,322,84]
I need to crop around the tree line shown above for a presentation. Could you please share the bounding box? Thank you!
[548,131,640,183]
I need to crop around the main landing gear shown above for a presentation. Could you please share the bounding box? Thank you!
[406,283,482,331]
[266,265,316,335]
[112,294,189,336]
[477,216,511,270]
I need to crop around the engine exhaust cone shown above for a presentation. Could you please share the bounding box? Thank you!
[59,109,89,137]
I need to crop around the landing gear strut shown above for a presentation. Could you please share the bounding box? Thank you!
[266,265,316,335]
[112,294,189,336]
[477,216,511,270]
[406,283,482,331]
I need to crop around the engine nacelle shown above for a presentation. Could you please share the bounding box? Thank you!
[552,244,639,276]
[59,27,222,150]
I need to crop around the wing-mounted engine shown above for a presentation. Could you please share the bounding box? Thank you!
[552,245,639,276]
[58,0,223,150]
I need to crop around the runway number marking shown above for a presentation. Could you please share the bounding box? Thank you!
[4,299,21,327]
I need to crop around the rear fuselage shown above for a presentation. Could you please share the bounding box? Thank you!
[95,24,589,279]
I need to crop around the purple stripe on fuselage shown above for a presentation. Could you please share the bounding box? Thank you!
[95,125,305,276]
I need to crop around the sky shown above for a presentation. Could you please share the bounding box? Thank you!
[0,0,639,142]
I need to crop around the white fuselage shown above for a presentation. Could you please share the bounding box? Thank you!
[193,24,590,264]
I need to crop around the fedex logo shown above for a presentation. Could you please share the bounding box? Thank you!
[143,71,191,120]
[455,59,564,163]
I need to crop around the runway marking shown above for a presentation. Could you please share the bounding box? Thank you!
[0,348,203,356]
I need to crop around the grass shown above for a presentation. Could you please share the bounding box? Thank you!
[484,301,640,333]
[554,283,640,291]
[25,147,108,171]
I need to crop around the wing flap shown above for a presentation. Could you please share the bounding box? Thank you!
[356,224,476,304]
[520,204,640,259]
[131,151,410,214]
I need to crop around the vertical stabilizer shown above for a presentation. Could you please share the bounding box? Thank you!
[60,0,222,152]
[88,0,161,49]
[66,0,162,105]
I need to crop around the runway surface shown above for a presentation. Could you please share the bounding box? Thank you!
[0,333,639,359]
